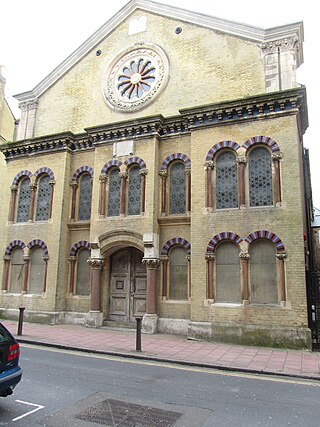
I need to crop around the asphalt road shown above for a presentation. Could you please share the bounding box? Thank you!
[0,343,319,426]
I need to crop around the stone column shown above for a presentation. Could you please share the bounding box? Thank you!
[139,169,148,214]
[142,258,160,334]
[205,253,215,300]
[276,252,287,306]
[2,255,11,291]
[8,185,18,222]
[29,182,37,222]
[18,99,38,140]
[159,170,167,215]
[119,171,128,216]
[205,161,214,209]
[160,256,169,298]
[70,181,78,221]
[239,251,250,304]
[42,256,49,293]
[237,156,247,207]
[99,174,108,217]
[272,152,282,205]
[68,256,77,294]
[186,168,191,213]
[187,255,191,298]
[86,258,105,327]
[22,255,31,293]
[48,180,55,220]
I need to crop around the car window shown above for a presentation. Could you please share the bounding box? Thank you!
[0,325,11,343]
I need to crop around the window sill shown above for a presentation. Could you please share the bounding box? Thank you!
[158,216,191,226]
[68,221,91,230]
[161,299,190,304]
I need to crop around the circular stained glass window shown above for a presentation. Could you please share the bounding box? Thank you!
[103,45,169,112]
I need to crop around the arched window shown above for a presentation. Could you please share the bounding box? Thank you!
[127,166,141,216]
[78,173,92,220]
[35,175,52,221]
[249,147,273,207]
[108,168,121,217]
[169,162,186,215]
[250,239,277,304]
[9,248,24,293]
[215,242,240,303]
[16,177,31,222]
[75,248,90,296]
[28,247,46,294]
[169,246,188,300]
[216,151,238,209]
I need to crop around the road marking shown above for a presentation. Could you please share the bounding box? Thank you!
[21,343,320,387]
[12,400,44,422]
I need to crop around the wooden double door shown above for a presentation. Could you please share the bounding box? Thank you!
[109,248,147,323]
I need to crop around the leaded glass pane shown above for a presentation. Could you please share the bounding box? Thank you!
[108,169,121,217]
[76,249,90,296]
[35,175,51,221]
[216,152,238,209]
[16,178,31,223]
[249,148,273,207]
[169,162,186,215]
[78,173,92,221]
[29,247,45,294]
[128,166,141,216]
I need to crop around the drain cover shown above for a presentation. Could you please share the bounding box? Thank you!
[76,398,182,426]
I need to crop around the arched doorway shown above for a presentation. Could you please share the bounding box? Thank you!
[109,248,147,322]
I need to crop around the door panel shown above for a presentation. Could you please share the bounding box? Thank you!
[110,248,147,322]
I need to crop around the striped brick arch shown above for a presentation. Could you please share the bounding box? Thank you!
[101,160,122,174]
[34,167,55,180]
[161,237,191,256]
[243,136,280,152]
[125,157,147,170]
[206,232,242,253]
[72,166,94,181]
[27,239,49,255]
[160,153,191,171]
[12,170,33,185]
[70,241,91,256]
[206,141,240,161]
[245,230,285,252]
[5,240,26,256]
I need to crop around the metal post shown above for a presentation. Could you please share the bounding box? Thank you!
[17,307,25,336]
[135,317,142,351]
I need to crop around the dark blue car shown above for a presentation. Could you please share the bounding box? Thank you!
[0,322,22,397]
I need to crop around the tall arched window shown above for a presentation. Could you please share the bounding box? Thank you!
[249,147,273,207]
[76,248,90,296]
[16,177,31,222]
[216,151,238,209]
[107,168,121,217]
[250,239,277,304]
[127,166,141,216]
[216,242,240,303]
[28,247,46,294]
[35,175,52,221]
[169,246,188,300]
[9,248,24,293]
[169,162,186,215]
[78,173,92,220]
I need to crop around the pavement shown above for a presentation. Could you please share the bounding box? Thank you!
[3,319,320,380]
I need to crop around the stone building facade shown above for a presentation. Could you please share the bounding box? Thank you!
[0,0,311,348]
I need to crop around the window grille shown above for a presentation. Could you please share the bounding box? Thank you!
[216,152,238,209]
[35,175,51,221]
[169,162,186,214]
[108,169,121,217]
[128,167,141,216]
[78,174,92,220]
[249,148,273,207]
[16,178,31,222]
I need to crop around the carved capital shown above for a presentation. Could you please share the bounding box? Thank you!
[272,152,283,162]
[10,185,18,192]
[185,168,191,176]
[70,180,78,190]
[239,251,250,261]
[3,255,11,262]
[159,170,168,178]
[276,252,287,260]
[19,99,39,111]
[160,256,169,263]
[236,156,247,166]
[49,180,56,187]
[142,258,160,269]
[261,36,299,55]
[139,169,148,176]
[42,255,50,262]
[205,253,216,261]
[87,258,105,269]
[119,171,128,180]
[23,255,31,263]
[99,174,108,183]
[68,256,77,263]
[204,161,214,170]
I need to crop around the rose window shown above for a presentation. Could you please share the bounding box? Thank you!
[103,45,169,112]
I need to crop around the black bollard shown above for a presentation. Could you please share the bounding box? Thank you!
[135,317,142,351]
[17,307,25,336]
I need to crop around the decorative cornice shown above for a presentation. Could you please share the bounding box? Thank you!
[1,87,308,161]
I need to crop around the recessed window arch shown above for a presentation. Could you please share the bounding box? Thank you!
[215,150,238,209]
[70,166,94,221]
[75,248,91,296]
[215,241,241,303]
[127,164,141,216]
[16,176,32,223]
[107,167,121,217]
[248,147,273,207]
[35,174,53,221]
